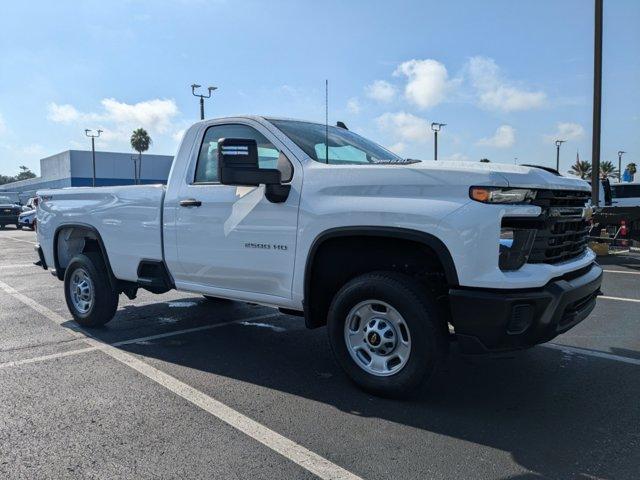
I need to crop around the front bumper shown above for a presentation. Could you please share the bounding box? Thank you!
[449,263,603,354]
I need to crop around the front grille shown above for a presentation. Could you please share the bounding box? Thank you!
[504,189,591,265]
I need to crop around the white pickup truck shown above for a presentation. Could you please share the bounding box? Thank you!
[36,116,602,397]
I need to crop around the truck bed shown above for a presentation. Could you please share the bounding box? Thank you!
[37,185,166,282]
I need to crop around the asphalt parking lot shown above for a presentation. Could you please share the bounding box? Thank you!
[0,228,639,480]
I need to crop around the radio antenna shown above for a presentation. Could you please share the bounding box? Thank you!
[325,79,329,164]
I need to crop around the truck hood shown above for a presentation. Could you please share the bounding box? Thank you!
[406,160,590,191]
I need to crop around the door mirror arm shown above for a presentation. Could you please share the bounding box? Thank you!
[265,183,291,203]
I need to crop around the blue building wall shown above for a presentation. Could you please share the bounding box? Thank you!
[0,150,173,202]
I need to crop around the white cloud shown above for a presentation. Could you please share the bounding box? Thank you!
[375,112,430,142]
[393,59,452,109]
[387,142,406,155]
[544,122,585,143]
[476,125,516,148]
[466,56,546,112]
[47,98,180,147]
[47,103,81,123]
[99,98,178,134]
[365,80,396,103]
[346,97,361,114]
[173,129,186,142]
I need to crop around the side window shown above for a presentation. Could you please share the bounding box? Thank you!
[194,124,291,183]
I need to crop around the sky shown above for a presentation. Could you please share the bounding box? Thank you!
[0,0,638,177]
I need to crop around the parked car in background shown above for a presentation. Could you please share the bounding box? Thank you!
[611,182,640,207]
[18,209,37,230]
[0,195,23,229]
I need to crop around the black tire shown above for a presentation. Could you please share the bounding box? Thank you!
[64,252,118,327]
[0,225,5,229]
[327,271,446,398]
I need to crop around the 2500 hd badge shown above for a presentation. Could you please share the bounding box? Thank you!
[244,242,288,251]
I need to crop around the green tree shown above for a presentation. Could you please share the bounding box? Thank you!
[0,174,14,186]
[599,161,618,179]
[568,160,592,180]
[130,128,151,184]
[627,163,637,176]
[479,158,490,163]
[15,165,36,181]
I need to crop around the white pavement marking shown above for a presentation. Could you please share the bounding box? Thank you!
[599,295,640,304]
[0,263,38,270]
[545,343,640,366]
[0,313,279,371]
[2,236,37,245]
[112,313,280,347]
[603,269,640,276]
[0,279,362,480]
[0,346,99,370]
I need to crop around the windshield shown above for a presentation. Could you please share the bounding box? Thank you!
[0,196,16,204]
[269,119,407,165]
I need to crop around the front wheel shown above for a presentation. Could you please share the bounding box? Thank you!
[327,271,446,398]
[64,252,119,327]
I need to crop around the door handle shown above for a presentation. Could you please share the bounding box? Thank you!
[179,198,202,207]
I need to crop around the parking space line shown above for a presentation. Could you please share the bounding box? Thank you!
[0,314,279,371]
[0,346,99,370]
[0,279,362,480]
[599,295,640,304]
[0,263,38,270]
[1,236,37,245]
[111,313,280,347]
[603,269,640,276]
[545,343,640,366]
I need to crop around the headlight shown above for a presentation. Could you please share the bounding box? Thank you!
[499,227,536,271]
[470,187,536,204]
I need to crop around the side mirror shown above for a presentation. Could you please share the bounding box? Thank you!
[217,137,291,203]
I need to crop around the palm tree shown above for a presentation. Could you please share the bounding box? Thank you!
[130,128,151,184]
[599,161,619,179]
[568,160,592,180]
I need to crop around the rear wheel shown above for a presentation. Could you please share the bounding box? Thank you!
[64,252,118,327]
[327,271,446,398]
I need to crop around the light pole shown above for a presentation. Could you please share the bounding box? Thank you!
[191,84,217,120]
[591,0,603,206]
[131,155,139,185]
[84,129,102,187]
[617,151,626,181]
[431,122,446,160]
[555,139,566,172]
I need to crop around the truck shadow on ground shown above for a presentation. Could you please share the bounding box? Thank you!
[78,297,640,480]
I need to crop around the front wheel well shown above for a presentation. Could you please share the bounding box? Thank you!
[304,232,456,329]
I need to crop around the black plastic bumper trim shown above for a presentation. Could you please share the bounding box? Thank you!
[449,263,603,354]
